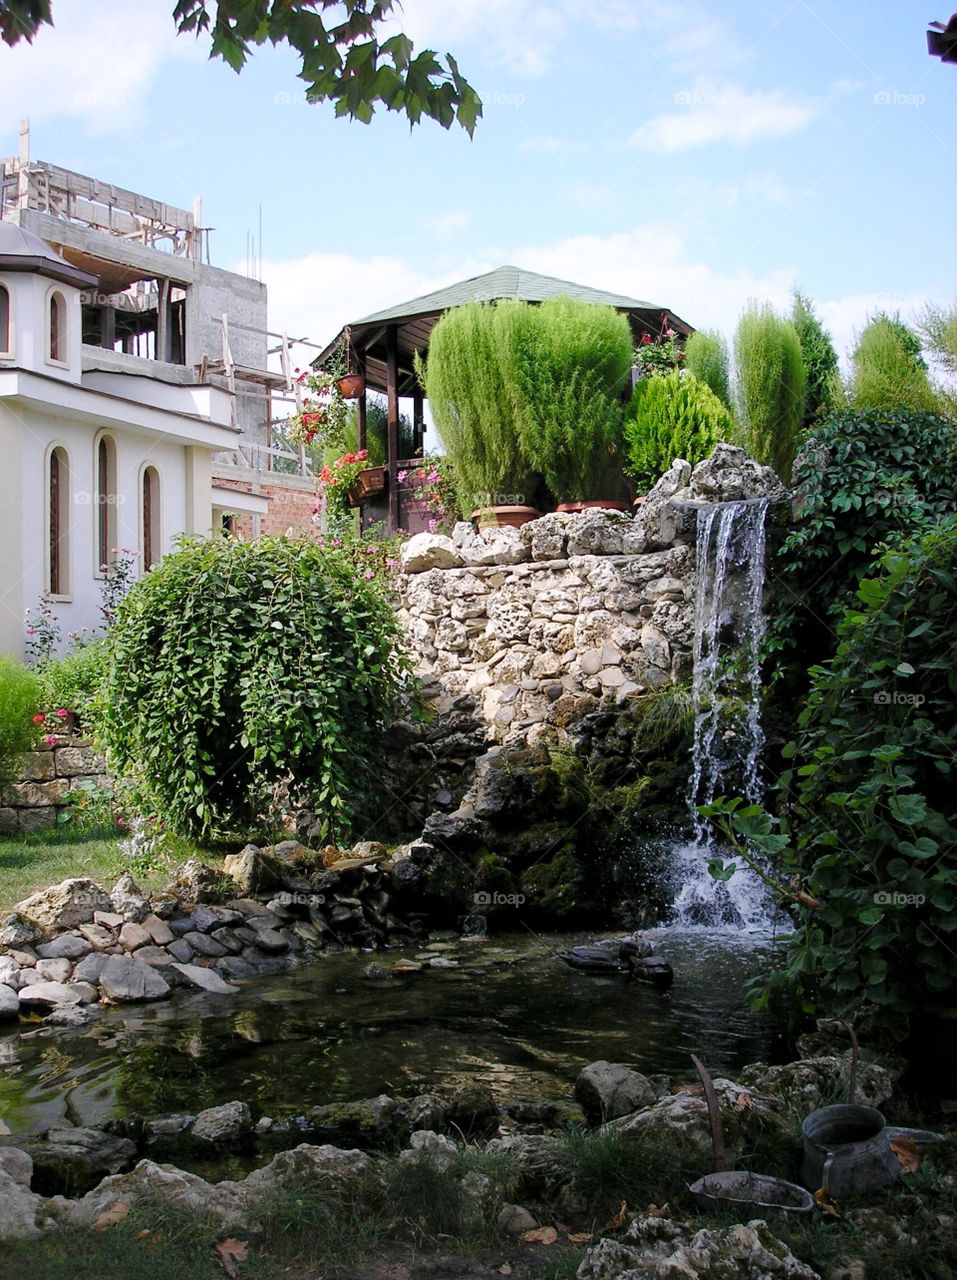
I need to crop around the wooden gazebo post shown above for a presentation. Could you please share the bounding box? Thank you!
[385,324,400,533]
[356,347,367,453]
[412,387,425,457]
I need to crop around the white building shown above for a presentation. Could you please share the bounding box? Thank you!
[0,222,246,659]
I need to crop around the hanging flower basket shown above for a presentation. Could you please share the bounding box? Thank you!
[336,374,366,400]
[347,465,387,507]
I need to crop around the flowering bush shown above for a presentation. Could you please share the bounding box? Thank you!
[101,548,139,625]
[637,328,686,377]
[287,371,350,447]
[24,597,61,665]
[313,449,375,522]
[398,455,459,532]
[314,528,406,593]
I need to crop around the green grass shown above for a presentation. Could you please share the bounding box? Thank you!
[0,827,219,915]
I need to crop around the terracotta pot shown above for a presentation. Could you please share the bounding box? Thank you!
[336,374,366,399]
[471,504,540,529]
[556,499,630,513]
[347,466,386,507]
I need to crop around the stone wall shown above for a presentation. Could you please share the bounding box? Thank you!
[396,447,785,746]
[1,737,108,835]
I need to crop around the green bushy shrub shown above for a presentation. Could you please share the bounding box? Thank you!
[716,520,957,1031]
[37,639,109,732]
[0,658,40,785]
[791,290,840,427]
[511,295,633,502]
[849,312,937,413]
[415,300,537,510]
[624,370,734,491]
[733,301,806,481]
[683,329,731,409]
[773,406,957,671]
[100,534,409,843]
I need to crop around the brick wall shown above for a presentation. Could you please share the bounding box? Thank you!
[1,737,109,834]
[213,475,318,539]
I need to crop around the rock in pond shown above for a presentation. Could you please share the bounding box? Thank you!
[98,955,170,1003]
[576,1060,658,1123]
[170,963,240,994]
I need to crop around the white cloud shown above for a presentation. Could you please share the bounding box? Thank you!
[0,0,196,137]
[519,135,588,155]
[628,81,820,152]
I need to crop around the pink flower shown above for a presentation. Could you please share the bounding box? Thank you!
[427,517,438,532]
[54,708,70,719]
[43,734,57,746]
[397,470,408,482]
[427,470,439,483]
[363,569,375,579]
[386,557,400,569]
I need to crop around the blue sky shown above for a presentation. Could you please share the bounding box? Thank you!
[1,0,954,371]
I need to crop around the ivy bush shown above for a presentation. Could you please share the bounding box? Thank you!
[624,370,734,491]
[714,521,957,1031]
[100,535,410,843]
[772,406,957,671]
[0,658,40,785]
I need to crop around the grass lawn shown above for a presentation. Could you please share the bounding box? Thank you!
[0,826,219,916]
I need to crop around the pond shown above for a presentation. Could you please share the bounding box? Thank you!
[0,927,785,1139]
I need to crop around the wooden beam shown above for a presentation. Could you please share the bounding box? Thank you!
[412,387,425,456]
[357,349,368,453]
[386,324,400,533]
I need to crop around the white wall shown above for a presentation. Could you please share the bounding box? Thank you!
[10,406,193,654]
[0,272,83,383]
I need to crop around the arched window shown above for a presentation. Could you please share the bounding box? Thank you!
[48,290,66,363]
[95,433,118,576]
[48,446,70,596]
[142,465,160,570]
[0,283,10,357]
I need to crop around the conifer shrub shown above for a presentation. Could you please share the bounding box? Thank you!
[624,370,735,491]
[733,301,806,482]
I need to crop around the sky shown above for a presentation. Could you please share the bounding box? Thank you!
[1,0,954,375]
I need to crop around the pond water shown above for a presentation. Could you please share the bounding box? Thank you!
[0,928,785,1139]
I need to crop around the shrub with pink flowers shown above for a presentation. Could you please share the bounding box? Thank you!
[313,449,375,523]
[637,328,686,378]
[398,454,460,533]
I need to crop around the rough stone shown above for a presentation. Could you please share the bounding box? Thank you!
[398,1129,459,1172]
[13,879,110,930]
[17,981,83,1008]
[400,533,464,573]
[738,1056,895,1112]
[170,963,240,994]
[191,1101,253,1145]
[167,859,221,905]
[0,1164,42,1238]
[0,983,19,1018]
[35,958,72,983]
[118,922,152,951]
[223,846,282,895]
[35,933,91,960]
[0,914,39,948]
[98,954,171,1003]
[26,1127,137,1196]
[576,1061,658,1123]
[110,872,150,922]
[54,746,103,777]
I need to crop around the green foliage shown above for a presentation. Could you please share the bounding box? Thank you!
[3,1,482,134]
[714,521,957,1030]
[624,370,734,491]
[791,290,840,427]
[733,301,807,482]
[683,329,730,408]
[636,328,686,377]
[0,657,40,784]
[918,301,957,376]
[99,533,409,843]
[850,312,937,412]
[510,296,633,501]
[416,300,538,510]
[36,638,109,732]
[774,406,957,666]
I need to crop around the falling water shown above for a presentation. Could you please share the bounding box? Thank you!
[670,497,777,930]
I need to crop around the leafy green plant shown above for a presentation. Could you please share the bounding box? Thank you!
[773,406,957,670]
[416,300,539,511]
[710,520,957,1032]
[636,327,686,377]
[99,534,410,843]
[918,301,957,376]
[733,301,806,482]
[849,312,937,413]
[57,778,117,832]
[36,638,109,732]
[624,370,735,491]
[0,657,41,785]
[683,329,731,408]
[511,296,633,502]
[791,290,840,427]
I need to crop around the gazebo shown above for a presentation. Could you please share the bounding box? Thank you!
[315,265,693,532]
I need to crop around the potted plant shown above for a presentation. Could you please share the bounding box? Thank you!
[313,450,384,523]
[287,370,350,447]
[331,328,366,400]
[415,301,541,528]
[509,296,633,511]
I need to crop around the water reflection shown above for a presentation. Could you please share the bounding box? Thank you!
[0,929,783,1137]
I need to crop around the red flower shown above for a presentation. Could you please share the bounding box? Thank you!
[641,333,652,345]
[32,713,46,724]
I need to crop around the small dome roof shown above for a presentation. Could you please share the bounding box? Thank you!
[0,220,98,287]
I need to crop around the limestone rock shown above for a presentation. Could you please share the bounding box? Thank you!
[61,1159,248,1231]
[307,1095,398,1149]
[98,954,171,1003]
[0,955,19,986]
[223,845,282,894]
[576,1061,657,1123]
[0,1165,43,1239]
[170,963,240,994]
[398,1129,458,1172]
[566,509,631,557]
[13,878,110,931]
[166,859,221,905]
[110,872,150,922]
[688,442,784,503]
[242,1143,376,1198]
[17,981,83,1008]
[0,1147,32,1187]
[738,1057,895,1112]
[191,1101,253,1145]
[26,1127,138,1196]
[400,533,464,573]
[457,524,527,567]
[0,983,19,1018]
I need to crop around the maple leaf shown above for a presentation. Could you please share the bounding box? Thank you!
[890,1136,921,1175]
[522,1226,558,1245]
[215,1238,249,1277]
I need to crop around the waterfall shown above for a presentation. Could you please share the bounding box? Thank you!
[670,497,777,930]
